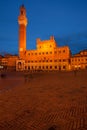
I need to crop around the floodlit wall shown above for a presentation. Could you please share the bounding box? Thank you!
[70,50,87,70]
[18,37,71,71]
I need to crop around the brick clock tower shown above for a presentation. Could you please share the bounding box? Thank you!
[18,5,28,58]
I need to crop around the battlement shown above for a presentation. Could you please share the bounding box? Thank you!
[36,36,57,51]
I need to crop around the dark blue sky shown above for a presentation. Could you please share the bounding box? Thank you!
[0,0,87,55]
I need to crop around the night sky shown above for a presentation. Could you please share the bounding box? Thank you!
[0,0,87,55]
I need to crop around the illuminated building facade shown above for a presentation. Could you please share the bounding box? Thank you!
[16,5,87,71]
[71,50,87,70]
[0,55,18,71]
[0,5,87,71]
[16,5,71,71]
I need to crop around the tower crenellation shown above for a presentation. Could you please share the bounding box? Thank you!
[18,5,27,26]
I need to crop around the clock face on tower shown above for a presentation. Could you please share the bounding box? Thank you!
[20,48,23,51]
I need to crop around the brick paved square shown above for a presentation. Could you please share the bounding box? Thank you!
[0,70,87,130]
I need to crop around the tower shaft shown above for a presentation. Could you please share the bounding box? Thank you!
[18,5,28,58]
[19,24,26,52]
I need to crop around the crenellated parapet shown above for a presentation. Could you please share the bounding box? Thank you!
[36,36,57,51]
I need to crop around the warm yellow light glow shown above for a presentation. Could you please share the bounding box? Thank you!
[20,48,23,51]
[42,44,50,51]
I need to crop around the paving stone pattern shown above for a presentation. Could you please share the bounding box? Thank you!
[0,71,87,130]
